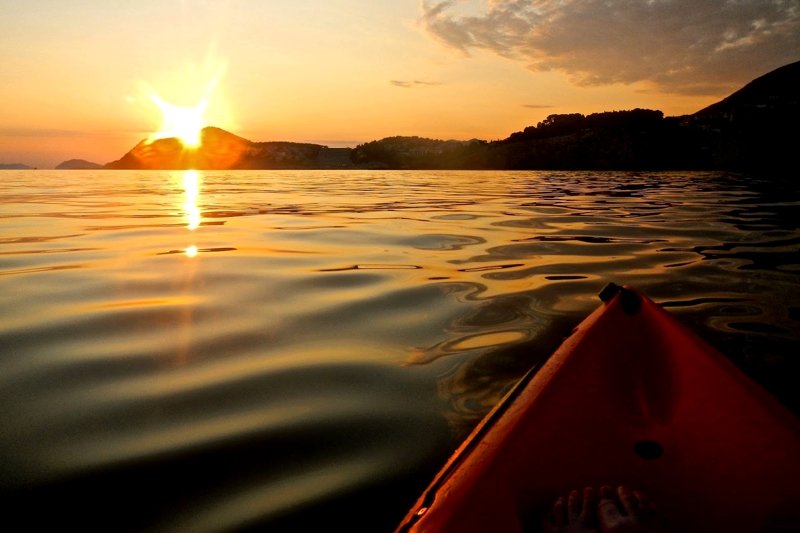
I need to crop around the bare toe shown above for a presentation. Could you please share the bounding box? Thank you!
[553,496,567,527]
[542,496,566,533]
[568,490,581,520]
[581,487,597,525]
[598,485,624,527]
[617,486,639,517]
[598,485,662,533]
[544,489,599,533]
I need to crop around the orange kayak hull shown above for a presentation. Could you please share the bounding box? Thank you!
[397,286,800,533]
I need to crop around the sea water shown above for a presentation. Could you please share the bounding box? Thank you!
[1,170,798,531]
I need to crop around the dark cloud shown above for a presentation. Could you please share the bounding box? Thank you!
[390,79,443,88]
[421,0,800,94]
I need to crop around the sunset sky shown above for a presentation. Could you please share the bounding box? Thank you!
[1,0,798,168]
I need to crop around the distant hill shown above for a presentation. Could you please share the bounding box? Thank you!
[351,60,799,171]
[350,109,708,170]
[0,163,33,170]
[105,127,360,170]
[56,159,103,170]
[694,60,800,119]
[350,136,482,169]
[97,59,798,171]
[689,59,800,170]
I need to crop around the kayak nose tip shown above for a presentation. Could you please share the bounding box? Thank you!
[598,283,642,315]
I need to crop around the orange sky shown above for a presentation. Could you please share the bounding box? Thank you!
[1,1,797,168]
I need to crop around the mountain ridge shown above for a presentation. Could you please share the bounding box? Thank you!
[96,59,799,171]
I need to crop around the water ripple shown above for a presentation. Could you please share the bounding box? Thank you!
[0,170,798,532]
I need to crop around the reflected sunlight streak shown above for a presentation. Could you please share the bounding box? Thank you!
[182,170,201,259]
[183,170,201,230]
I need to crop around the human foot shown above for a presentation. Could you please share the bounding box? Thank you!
[543,487,599,533]
[597,485,661,533]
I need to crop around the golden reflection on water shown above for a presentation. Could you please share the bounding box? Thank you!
[449,330,526,350]
[183,170,201,231]
[181,170,201,258]
[177,170,202,362]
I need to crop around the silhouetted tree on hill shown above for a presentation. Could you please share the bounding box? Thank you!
[493,108,709,170]
[350,137,484,169]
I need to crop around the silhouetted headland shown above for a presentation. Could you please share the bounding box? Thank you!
[104,127,356,171]
[97,59,798,171]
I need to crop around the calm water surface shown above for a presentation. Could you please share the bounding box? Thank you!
[1,170,798,531]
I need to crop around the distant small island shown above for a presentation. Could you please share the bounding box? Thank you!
[0,163,34,170]
[58,59,800,172]
[55,159,104,170]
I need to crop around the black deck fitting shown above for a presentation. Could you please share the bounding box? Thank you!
[598,282,620,303]
[598,283,641,315]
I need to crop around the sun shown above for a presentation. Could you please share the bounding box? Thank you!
[148,94,208,148]
[145,65,223,148]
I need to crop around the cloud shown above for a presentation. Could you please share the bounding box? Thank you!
[390,79,443,88]
[420,0,800,94]
[521,104,553,109]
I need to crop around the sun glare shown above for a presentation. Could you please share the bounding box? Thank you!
[145,63,224,149]
[149,95,208,148]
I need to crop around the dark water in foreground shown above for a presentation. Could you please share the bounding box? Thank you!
[1,170,798,531]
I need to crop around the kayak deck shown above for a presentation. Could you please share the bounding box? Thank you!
[398,285,800,533]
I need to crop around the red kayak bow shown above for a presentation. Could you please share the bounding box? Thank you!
[398,284,800,533]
